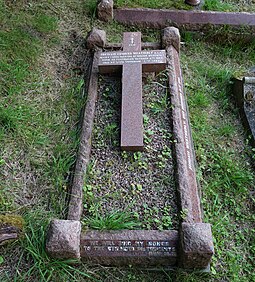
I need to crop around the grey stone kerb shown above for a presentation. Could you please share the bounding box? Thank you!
[46,219,81,259]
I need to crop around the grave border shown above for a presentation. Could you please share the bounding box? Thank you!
[96,0,255,32]
[46,27,214,270]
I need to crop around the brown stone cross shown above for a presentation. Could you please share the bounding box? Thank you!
[98,32,166,151]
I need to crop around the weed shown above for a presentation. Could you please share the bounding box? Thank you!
[83,210,141,230]
[103,122,118,145]
[204,0,235,11]
[3,211,95,281]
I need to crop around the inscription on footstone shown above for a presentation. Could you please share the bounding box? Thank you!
[82,239,176,256]
[80,230,178,266]
[98,32,166,151]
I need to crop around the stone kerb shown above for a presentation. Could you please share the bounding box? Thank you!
[163,26,214,269]
[46,30,102,259]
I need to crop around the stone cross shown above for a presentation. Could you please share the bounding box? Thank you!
[98,32,166,151]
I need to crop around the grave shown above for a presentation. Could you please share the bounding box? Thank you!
[46,27,214,270]
[96,0,255,31]
[233,76,255,146]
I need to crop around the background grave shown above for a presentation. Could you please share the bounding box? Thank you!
[233,76,255,146]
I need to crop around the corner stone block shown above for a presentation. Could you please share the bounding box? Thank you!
[86,28,106,50]
[185,0,201,6]
[179,222,214,269]
[97,0,113,22]
[46,219,81,259]
[162,27,180,53]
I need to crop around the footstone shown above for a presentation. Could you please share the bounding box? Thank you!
[98,32,166,151]
[233,76,255,145]
[80,230,178,266]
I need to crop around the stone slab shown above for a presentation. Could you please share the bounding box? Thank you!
[121,32,143,151]
[114,8,255,30]
[80,230,178,266]
[68,52,100,221]
[167,45,202,223]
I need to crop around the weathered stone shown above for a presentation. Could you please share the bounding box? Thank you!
[162,27,180,53]
[233,76,255,146]
[114,9,255,31]
[97,0,113,22]
[68,52,100,221]
[46,219,81,259]
[179,222,214,269]
[166,44,202,223]
[185,0,201,6]
[98,32,166,151]
[86,28,106,50]
[80,230,178,266]
[0,225,19,245]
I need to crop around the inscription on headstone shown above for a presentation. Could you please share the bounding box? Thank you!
[98,32,166,151]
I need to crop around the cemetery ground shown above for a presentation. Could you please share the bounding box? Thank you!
[0,0,255,281]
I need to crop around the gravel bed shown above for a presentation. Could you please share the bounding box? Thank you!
[82,70,179,230]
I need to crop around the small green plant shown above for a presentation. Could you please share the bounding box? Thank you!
[180,209,188,220]
[83,210,140,230]
[204,0,235,12]
[148,92,168,114]
[103,122,118,145]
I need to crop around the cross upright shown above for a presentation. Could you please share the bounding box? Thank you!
[98,32,166,151]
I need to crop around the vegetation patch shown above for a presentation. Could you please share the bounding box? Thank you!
[82,72,178,231]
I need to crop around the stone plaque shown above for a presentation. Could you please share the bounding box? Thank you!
[80,230,178,266]
[98,32,166,151]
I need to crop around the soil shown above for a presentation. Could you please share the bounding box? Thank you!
[82,68,179,230]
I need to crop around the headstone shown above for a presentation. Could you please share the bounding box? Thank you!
[98,32,166,151]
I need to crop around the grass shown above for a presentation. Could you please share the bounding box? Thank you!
[83,210,141,230]
[116,0,255,12]
[181,33,255,281]
[1,211,95,282]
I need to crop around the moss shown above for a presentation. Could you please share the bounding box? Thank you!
[0,215,24,230]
